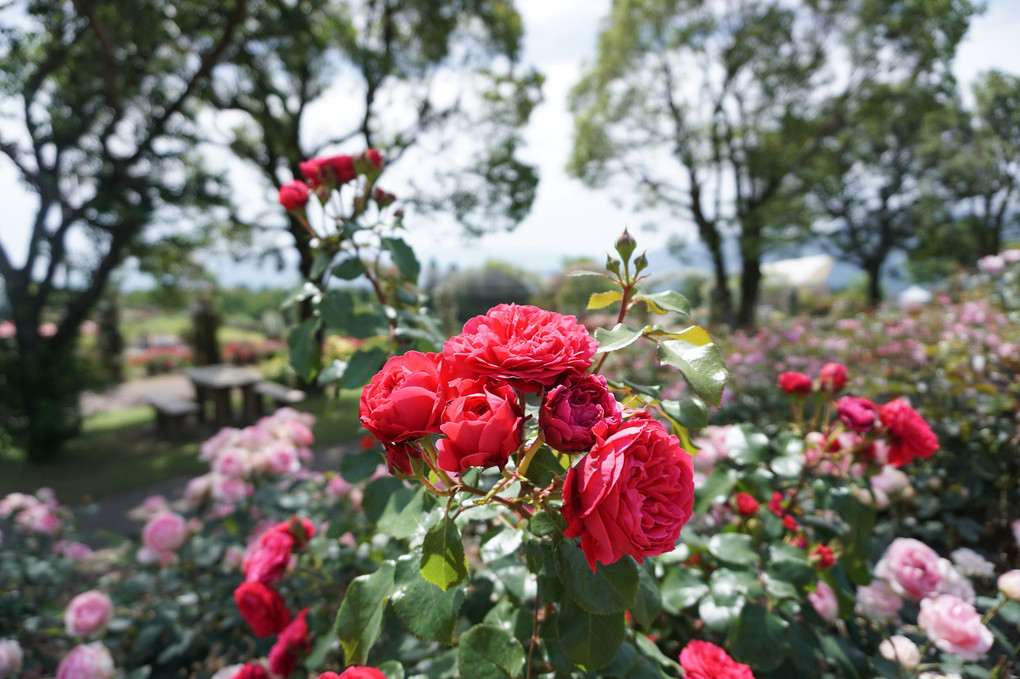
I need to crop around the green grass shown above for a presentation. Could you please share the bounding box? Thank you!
[0,390,364,504]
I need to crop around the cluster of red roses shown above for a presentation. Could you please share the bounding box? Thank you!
[277,149,388,212]
[231,518,316,678]
[359,303,697,571]
[778,362,939,467]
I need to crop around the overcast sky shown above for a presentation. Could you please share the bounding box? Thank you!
[1,0,1018,288]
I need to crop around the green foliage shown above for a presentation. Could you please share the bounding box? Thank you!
[433,261,541,326]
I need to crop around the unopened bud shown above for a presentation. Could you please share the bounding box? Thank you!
[634,252,648,272]
[615,229,637,263]
[606,255,621,276]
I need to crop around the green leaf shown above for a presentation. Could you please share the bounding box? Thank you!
[333,257,368,280]
[340,346,388,389]
[458,624,526,679]
[728,603,790,672]
[709,567,765,603]
[556,540,639,614]
[362,478,409,523]
[340,449,381,483]
[481,527,524,563]
[635,290,691,317]
[660,397,708,430]
[347,309,389,339]
[522,446,567,487]
[288,319,321,381]
[724,424,770,466]
[377,661,405,679]
[281,281,321,309]
[376,486,433,540]
[707,533,759,566]
[310,250,333,280]
[630,564,662,629]
[421,515,469,591]
[595,323,646,353]
[694,467,737,514]
[335,561,395,665]
[588,290,623,309]
[698,593,744,632]
[382,236,421,283]
[660,568,708,614]
[567,269,606,277]
[556,596,626,671]
[319,289,356,329]
[317,359,347,386]
[391,554,465,644]
[656,338,727,405]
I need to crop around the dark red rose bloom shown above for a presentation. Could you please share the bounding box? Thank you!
[264,517,316,549]
[299,155,356,188]
[812,544,836,569]
[679,640,755,679]
[233,664,271,679]
[443,304,597,391]
[836,396,878,432]
[562,419,695,571]
[243,530,293,585]
[384,442,422,477]
[360,352,447,445]
[778,371,812,396]
[782,514,798,532]
[878,398,938,467]
[436,381,523,472]
[819,362,848,392]
[767,490,784,516]
[234,581,291,638]
[733,492,760,517]
[540,374,622,452]
[278,181,310,211]
[269,608,311,678]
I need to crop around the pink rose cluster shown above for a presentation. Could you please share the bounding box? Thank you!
[186,408,316,512]
[278,149,390,211]
[137,510,190,565]
[0,488,63,536]
[360,304,696,571]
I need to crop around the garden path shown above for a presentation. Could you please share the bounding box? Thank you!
[80,373,193,416]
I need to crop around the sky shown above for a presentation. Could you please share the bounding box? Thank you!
[1,0,1019,289]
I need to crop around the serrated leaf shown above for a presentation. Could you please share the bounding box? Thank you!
[637,290,692,317]
[556,540,639,614]
[458,624,526,679]
[382,236,420,283]
[595,324,647,353]
[588,290,623,309]
[556,597,625,671]
[335,561,395,665]
[391,554,465,644]
[657,339,727,405]
[660,397,708,430]
[421,516,469,591]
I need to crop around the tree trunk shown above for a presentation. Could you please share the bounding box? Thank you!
[865,261,883,308]
[735,223,763,328]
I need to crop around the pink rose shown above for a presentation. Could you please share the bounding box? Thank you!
[562,419,695,571]
[211,475,253,504]
[360,351,448,445]
[278,180,310,211]
[875,538,943,600]
[879,635,920,669]
[65,590,113,638]
[836,396,877,432]
[856,580,903,621]
[56,643,114,679]
[809,581,839,623]
[818,362,848,392]
[213,447,252,478]
[336,668,388,679]
[678,640,754,679]
[15,503,61,535]
[142,510,188,554]
[878,399,938,467]
[0,639,23,678]
[442,304,597,391]
[539,374,622,452]
[436,381,523,472]
[691,425,731,472]
[918,595,993,661]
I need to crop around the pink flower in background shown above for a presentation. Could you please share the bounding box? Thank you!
[937,558,976,604]
[211,475,253,505]
[0,492,37,518]
[875,538,943,600]
[213,447,252,478]
[65,590,113,638]
[918,595,993,661]
[950,548,994,578]
[998,570,1020,601]
[1012,519,1020,548]
[201,427,242,462]
[15,503,61,535]
[0,321,14,339]
[977,254,1005,274]
[879,635,920,669]
[856,579,902,620]
[54,540,94,562]
[223,546,246,570]
[142,510,187,554]
[691,425,731,473]
[56,643,114,679]
[0,639,23,678]
[836,396,877,432]
[244,531,294,586]
[809,581,839,622]
[778,371,812,396]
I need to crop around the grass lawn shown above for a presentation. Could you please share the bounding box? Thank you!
[0,391,364,504]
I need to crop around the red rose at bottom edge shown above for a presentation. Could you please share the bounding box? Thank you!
[679,640,755,679]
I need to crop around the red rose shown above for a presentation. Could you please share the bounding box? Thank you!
[679,640,755,679]
[836,396,877,432]
[269,608,311,677]
[811,544,836,569]
[540,374,622,452]
[777,371,812,396]
[442,304,597,391]
[335,668,387,679]
[278,181,310,211]
[767,490,784,516]
[819,362,848,392]
[233,664,271,679]
[384,442,422,477]
[360,352,447,444]
[782,514,798,532]
[436,381,523,472]
[359,149,384,172]
[878,398,938,467]
[265,517,317,549]
[299,155,356,188]
[733,492,760,517]
[561,419,695,571]
[243,531,293,585]
[234,581,291,637]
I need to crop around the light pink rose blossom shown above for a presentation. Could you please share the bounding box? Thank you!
[874,538,943,600]
[856,579,903,621]
[918,595,993,661]
[997,570,1020,601]
[65,590,113,638]
[213,447,252,478]
[879,635,920,669]
[142,510,188,554]
[184,474,214,507]
[809,581,839,623]
[56,642,115,679]
[949,548,994,578]
[16,503,61,535]
[0,492,37,518]
[211,475,253,504]
[977,254,1005,274]
[937,558,975,604]
[0,639,22,678]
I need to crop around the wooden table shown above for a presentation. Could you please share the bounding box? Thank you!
[185,364,263,426]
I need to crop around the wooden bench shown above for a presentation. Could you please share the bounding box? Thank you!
[254,381,306,417]
[147,393,200,434]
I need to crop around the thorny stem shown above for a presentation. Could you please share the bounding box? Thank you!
[592,276,636,375]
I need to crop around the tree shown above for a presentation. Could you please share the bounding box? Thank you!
[568,0,977,326]
[208,0,543,297]
[0,0,253,458]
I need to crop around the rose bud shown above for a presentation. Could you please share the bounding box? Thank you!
[278,181,310,211]
[733,492,759,517]
[778,371,812,396]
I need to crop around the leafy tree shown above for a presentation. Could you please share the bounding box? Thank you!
[0,0,253,458]
[208,0,543,297]
[569,0,977,326]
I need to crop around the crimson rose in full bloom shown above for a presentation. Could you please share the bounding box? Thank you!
[540,374,622,451]
[360,352,447,445]
[436,381,523,472]
[561,419,695,571]
[778,371,812,396]
[234,581,291,637]
[878,398,938,467]
[243,531,293,586]
[442,304,597,391]
[678,640,754,679]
